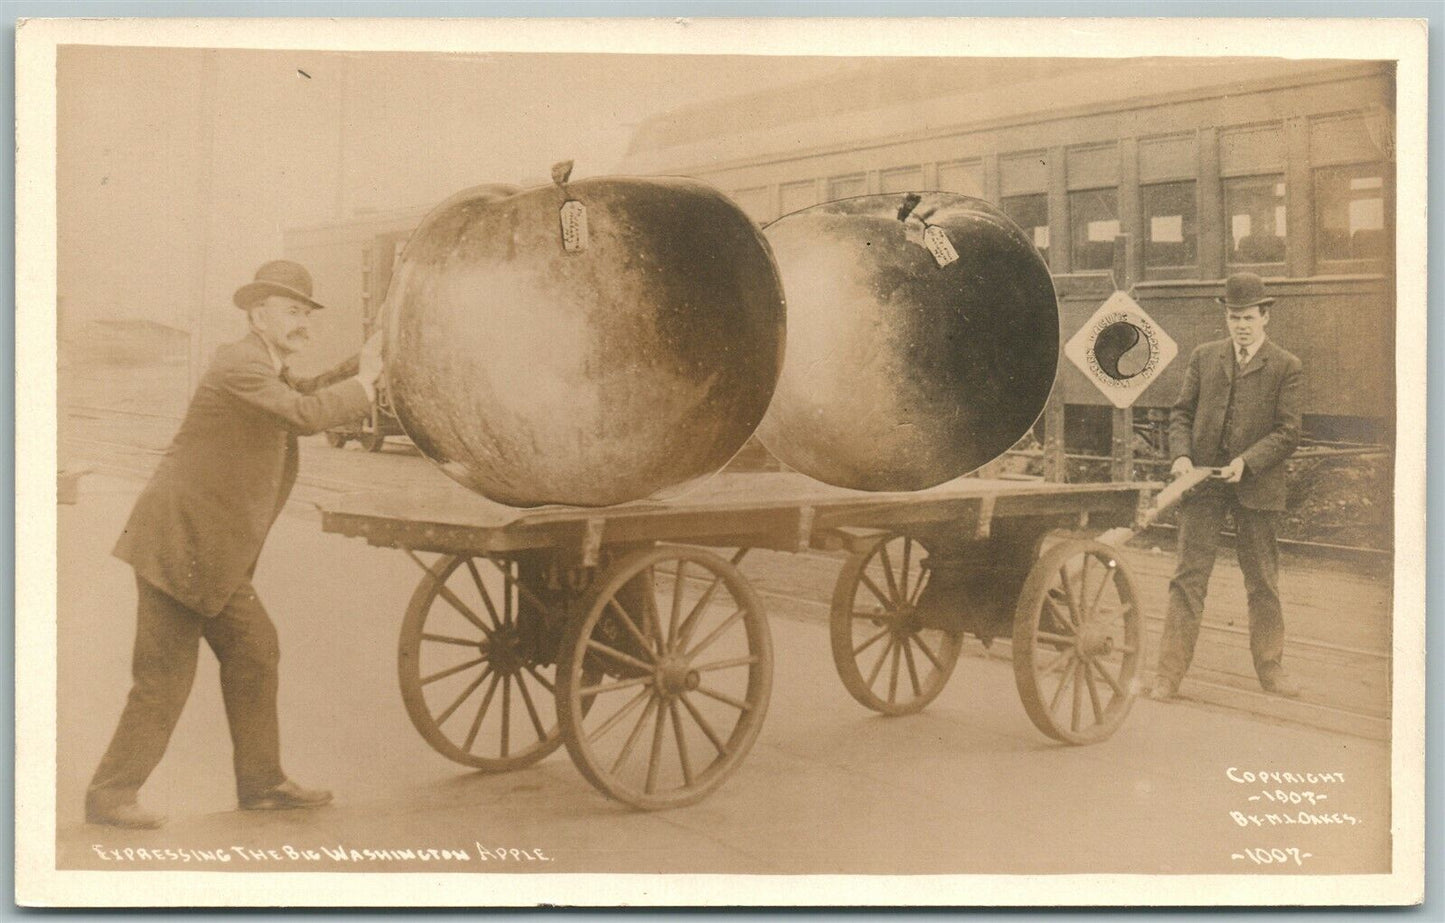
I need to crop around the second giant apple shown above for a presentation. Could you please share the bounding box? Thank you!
[757,193,1059,491]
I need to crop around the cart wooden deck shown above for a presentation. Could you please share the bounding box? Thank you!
[321,471,1149,560]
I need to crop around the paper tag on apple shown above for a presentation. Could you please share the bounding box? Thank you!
[922,226,959,268]
[560,200,589,252]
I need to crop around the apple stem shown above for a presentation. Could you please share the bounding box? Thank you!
[551,160,575,191]
[896,192,922,223]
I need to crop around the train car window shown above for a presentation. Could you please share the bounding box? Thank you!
[1223,174,1287,267]
[779,180,819,216]
[1142,181,1198,273]
[826,174,867,201]
[1066,144,1119,191]
[1139,133,1196,185]
[1220,126,1286,177]
[1001,193,1049,264]
[937,160,984,199]
[1314,163,1389,264]
[1069,188,1119,272]
[1000,151,1049,197]
[880,166,923,194]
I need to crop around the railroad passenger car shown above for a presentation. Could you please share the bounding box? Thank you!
[617,57,1396,451]
[285,57,1396,461]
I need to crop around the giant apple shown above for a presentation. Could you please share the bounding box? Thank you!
[756,193,1059,491]
[384,166,786,508]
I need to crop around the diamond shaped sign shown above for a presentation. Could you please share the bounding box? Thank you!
[1064,290,1178,409]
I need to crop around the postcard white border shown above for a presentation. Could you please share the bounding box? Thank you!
[15,16,1428,908]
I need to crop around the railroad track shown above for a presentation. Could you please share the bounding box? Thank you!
[61,434,377,495]
[64,404,185,422]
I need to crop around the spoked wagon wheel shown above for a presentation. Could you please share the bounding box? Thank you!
[1012,537,1142,744]
[557,546,773,810]
[830,534,962,715]
[399,554,567,771]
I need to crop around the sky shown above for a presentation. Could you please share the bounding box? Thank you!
[55,47,866,343]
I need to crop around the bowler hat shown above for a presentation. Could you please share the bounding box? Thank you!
[233,260,326,311]
[1217,272,1275,310]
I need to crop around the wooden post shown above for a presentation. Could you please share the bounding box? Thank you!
[1111,235,1136,483]
[1111,406,1135,483]
[1198,127,1225,280]
[1044,391,1066,483]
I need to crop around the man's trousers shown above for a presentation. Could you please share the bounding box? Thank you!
[1155,484,1286,686]
[87,574,286,809]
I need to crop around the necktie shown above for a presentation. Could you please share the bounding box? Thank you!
[1222,347,1244,459]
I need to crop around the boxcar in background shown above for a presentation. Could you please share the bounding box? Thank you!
[284,207,425,449]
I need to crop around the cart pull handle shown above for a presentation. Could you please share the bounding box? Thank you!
[1097,465,1217,548]
[1140,465,1217,529]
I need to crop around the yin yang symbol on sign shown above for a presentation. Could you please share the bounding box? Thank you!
[1092,320,1152,380]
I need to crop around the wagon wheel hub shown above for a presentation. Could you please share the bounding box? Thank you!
[483,625,525,675]
[1075,623,1115,658]
[887,602,918,631]
[655,656,701,697]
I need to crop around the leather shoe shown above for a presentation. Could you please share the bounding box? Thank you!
[86,800,166,829]
[1261,671,1302,698]
[1149,678,1180,702]
[239,780,333,811]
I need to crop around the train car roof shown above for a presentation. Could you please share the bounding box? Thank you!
[619,58,1390,175]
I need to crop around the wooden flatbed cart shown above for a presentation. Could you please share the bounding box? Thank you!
[320,472,1158,810]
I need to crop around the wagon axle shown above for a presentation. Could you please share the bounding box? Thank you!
[655,657,703,696]
[479,625,527,676]
[1076,624,1118,658]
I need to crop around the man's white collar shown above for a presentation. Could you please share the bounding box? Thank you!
[260,336,285,375]
[1237,337,1266,365]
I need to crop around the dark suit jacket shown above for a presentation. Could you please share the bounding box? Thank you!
[1169,337,1304,511]
[114,332,373,616]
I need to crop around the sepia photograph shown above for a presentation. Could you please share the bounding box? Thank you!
[14,16,1427,907]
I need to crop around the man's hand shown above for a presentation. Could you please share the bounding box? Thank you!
[1219,457,1246,484]
[359,331,384,385]
[1170,456,1195,479]
[353,331,384,404]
